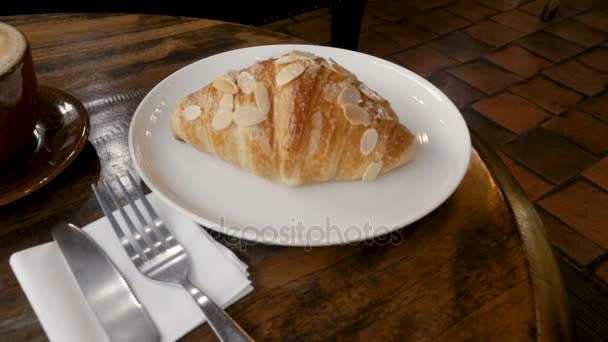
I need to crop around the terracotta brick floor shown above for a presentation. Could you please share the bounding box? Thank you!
[263,0,608,337]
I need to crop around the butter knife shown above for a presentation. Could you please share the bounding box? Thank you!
[52,223,160,342]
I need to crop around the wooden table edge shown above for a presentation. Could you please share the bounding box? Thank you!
[472,132,574,342]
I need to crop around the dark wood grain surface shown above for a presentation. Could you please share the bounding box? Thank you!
[0,14,571,341]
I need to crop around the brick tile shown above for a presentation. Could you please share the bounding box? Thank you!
[509,77,583,114]
[368,0,423,22]
[518,0,546,15]
[361,14,386,31]
[374,22,437,48]
[545,19,607,48]
[427,72,486,109]
[476,0,520,11]
[561,0,599,12]
[595,0,608,13]
[464,20,524,47]
[498,152,553,200]
[447,61,522,94]
[503,127,597,184]
[485,44,552,77]
[543,111,608,155]
[473,92,549,133]
[543,60,608,96]
[583,157,608,191]
[411,9,470,35]
[284,17,331,44]
[390,45,456,77]
[461,109,516,148]
[516,31,585,61]
[492,10,546,34]
[575,10,608,33]
[595,259,608,284]
[577,47,608,72]
[536,207,603,267]
[580,93,608,122]
[412,0,453,11]
[539,180,608,248]
[446,0,498,22]
[429,31,493,62]
[520,0,582,20]
[358,30,403,57]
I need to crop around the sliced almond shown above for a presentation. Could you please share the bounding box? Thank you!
[359,83,383,101]
[362,161,383,182]
[212,109,232,131]
[218,93,234,111]
[276,62,306,86]
[237,71,256,94]
[338,85,361,105]
[212,77,238,94]
[233,106,267,127]
[255,82,270,115]
[182,105,201,121]
[326,63,338,73]
[329,58,354,78]
[290,50,315,60]
[225,70,238,81]
[360,128,378,155]
[342,103,371,125]
[274,54,297,65]
[321,58,336,71]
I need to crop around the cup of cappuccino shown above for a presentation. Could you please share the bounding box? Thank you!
[0,22,38,168]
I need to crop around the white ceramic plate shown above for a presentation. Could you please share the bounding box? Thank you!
[129,44,471,246]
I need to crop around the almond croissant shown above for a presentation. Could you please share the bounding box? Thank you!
[170,50,415,185]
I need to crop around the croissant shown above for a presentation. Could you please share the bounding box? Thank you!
[170,50,415,185]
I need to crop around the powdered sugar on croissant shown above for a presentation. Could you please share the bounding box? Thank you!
[170,50,415,185]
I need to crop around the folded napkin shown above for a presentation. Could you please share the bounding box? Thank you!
[10,193,253,342]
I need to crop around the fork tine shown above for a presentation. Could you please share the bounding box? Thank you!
[126,172,160,221]
[115,175,164,254]
[102,180,153,261]
[92,184,144,267]
[126,171,176,247]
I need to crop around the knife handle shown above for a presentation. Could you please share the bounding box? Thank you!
[181,279,254,342]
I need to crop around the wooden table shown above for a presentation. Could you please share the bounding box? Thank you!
[0,14,572,341]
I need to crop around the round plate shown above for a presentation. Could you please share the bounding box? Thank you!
[0,86,90,205]
[130,45,471,246]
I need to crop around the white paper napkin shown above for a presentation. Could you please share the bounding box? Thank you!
[9,193,253,342]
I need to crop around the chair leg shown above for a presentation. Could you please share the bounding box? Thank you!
[541,0,560,22]
[330,0,365,50]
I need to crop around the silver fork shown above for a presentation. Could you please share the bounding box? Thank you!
[92,173,253,342]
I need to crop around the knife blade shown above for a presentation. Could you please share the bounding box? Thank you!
[52,223,160,342]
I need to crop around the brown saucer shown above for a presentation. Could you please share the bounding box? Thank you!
[0,86,90,205]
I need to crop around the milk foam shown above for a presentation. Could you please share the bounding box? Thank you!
[0,22,27,76]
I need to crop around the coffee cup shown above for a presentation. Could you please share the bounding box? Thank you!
[0,21,38,168]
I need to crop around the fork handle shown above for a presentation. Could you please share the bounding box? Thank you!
[182,279,254,342]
